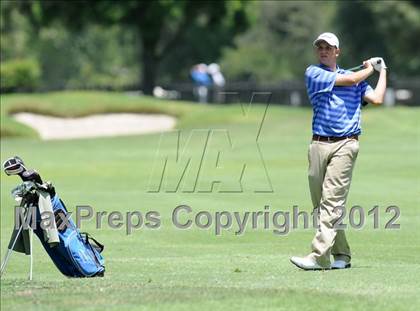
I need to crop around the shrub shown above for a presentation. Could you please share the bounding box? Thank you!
[0,58,41,92]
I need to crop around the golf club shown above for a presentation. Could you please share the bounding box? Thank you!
[3,156,43,184]
[3,156,26,176]
[347,59,382,71]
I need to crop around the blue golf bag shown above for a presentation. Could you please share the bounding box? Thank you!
[33,191,105,278]
[2,156,105,278]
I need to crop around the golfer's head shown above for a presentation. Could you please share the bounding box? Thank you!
[313,32,340,67]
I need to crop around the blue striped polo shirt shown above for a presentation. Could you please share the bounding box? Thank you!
[305,64,373,137]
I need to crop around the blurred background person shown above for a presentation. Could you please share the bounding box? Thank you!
[190,63,212,103]
[208,63,226,103]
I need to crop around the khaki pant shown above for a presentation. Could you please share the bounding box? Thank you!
[307,138,359,267]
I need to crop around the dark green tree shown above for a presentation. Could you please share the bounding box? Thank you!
[19,0,248,94]
[336,0,420,76]
[220,1,336,82]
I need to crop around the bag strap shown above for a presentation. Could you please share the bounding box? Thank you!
[81,232,104,253]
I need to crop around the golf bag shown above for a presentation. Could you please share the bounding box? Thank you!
[1,156,105,278]
[34,189,106,277]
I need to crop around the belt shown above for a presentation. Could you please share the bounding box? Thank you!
[312,134,358,142]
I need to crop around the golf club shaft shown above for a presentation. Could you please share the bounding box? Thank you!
[347,64,365,71]
[347,59,382,71]
[29,227,33,281]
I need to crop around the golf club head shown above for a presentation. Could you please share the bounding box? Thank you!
[3,156,43,183]
[3,156,26,176]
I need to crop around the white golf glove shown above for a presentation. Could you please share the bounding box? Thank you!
[369,57,387,72]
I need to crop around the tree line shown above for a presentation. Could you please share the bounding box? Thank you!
[1,0,419,94]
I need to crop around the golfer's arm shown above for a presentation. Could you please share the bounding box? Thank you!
[335,67,374,86]
[363,69,387,105]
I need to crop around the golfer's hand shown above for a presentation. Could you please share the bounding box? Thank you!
[378,58,387,71]
[369,57,387,72]
[363,60,374,73]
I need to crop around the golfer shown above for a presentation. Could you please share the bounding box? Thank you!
[290,32,387,270]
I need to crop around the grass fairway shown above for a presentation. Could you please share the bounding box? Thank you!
[1,92,420,310]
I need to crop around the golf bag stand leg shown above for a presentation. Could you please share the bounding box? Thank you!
[29,226,33,280]
[0,223,24,277]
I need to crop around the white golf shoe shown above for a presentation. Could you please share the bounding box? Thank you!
[290,256,328,271]
[331,260,351,269]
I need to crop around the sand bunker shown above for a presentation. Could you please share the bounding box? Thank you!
[14,113,176,140]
